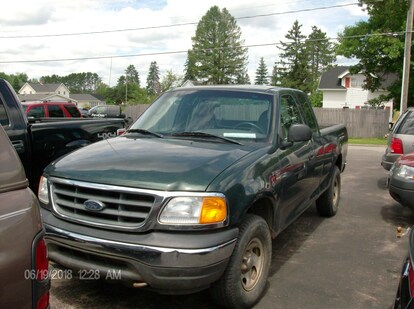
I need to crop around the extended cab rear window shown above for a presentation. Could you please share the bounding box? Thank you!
[48,105,64,117]
[27,105,45,118]
[65,105,81,117]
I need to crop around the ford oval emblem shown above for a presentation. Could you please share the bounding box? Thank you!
[84,200,106,212]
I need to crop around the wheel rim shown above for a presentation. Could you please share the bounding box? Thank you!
[240,237,265,291]
[332,175,340,208]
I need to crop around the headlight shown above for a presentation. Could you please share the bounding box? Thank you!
[159,195,227,225]
[38,176,49,204]
[395,165,414,180]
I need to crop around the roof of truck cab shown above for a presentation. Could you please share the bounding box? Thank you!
[21,101,77,105]
[171,85,299,94]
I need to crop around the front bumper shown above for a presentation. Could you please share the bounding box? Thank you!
[389,184,414,209]
[382,153,399,171]
[41,209,238,294]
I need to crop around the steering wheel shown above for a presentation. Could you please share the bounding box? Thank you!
[233,122,265,134]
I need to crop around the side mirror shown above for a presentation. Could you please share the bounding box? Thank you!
[27,116,36,123]
[288,124,312,142]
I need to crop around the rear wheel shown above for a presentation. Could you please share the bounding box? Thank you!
[210,214,271,309]
[316,166,341,217]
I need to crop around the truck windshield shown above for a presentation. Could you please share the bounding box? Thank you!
[130,89,273,142]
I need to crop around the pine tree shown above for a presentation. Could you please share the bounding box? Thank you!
[271,63,284,86]
[278,20,311,92]
[255,57,269,85]
[184,6,248,84]
[115,65,145,104]
[125,64,140,87]
[236,72,250,84]
[306,26,336,87]
[146,61,161,96]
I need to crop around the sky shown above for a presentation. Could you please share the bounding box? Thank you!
[0,0,368,87]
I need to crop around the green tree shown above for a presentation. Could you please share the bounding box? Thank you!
[41,72,102,93]
[146,61,161,97]
[278,20,311,93]
[306,26,336,87]
[236,72,250,84]
[336,0,409,107]
[0,72,28,92]
[115,66,148,104]
[255,57,269,85]
[305,26,336,107]
[125,64,140,87]
[271,62,285,86]
[185,6,248,84]
[161,70,183,92]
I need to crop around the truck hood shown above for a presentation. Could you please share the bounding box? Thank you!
[46,136,252,191]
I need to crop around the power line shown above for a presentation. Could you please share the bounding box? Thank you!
[0,32,405,64]
[0,3,359,39]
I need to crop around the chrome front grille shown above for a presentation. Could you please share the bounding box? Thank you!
[50,178,157,230]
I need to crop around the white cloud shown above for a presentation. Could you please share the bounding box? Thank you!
[0,0,367,87]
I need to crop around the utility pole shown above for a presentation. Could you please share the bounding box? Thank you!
[125,75,128,105]
[400,0,414,113]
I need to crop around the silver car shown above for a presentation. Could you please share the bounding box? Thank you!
[382,108,414,170]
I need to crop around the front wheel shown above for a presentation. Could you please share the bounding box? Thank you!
[316,166,341,217]
[210,214,272,309]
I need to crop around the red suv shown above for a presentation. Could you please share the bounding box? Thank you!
[21,101,82,119]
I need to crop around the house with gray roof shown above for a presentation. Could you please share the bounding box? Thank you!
[70,94,104,108]
[318,66,397,110]
[18,82,104,108]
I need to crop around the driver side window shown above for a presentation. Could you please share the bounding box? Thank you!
[279,94,303,139]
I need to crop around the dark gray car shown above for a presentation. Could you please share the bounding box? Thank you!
[382,108,414,170]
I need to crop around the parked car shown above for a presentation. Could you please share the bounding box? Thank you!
[79,108,90,118]
[39,85,347,308]
[388,152,414,209]
[0,125,50,309]
[0,78,128,191]
[21,100,82,119]
[88,105,125,118]
[393,226,414,308]
[382,108,414,171]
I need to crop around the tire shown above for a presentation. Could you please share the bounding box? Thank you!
[210,214,272,309]
[316,166,341,217]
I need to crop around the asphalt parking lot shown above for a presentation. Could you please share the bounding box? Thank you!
[50,145,414,309]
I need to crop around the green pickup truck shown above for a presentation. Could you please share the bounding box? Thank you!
[39,85,347,308]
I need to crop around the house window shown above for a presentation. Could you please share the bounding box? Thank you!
[58,91,61,94]
[351,76,364,88]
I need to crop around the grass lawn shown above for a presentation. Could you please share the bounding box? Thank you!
[348,137,388,146]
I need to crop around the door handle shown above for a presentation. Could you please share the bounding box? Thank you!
[12,140,25,154]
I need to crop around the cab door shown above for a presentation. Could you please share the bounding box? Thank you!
[276,91,316,228]
[294,90,325,197]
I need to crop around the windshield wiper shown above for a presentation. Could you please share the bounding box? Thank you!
[172,131,243,145]
[126,128,163,138]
